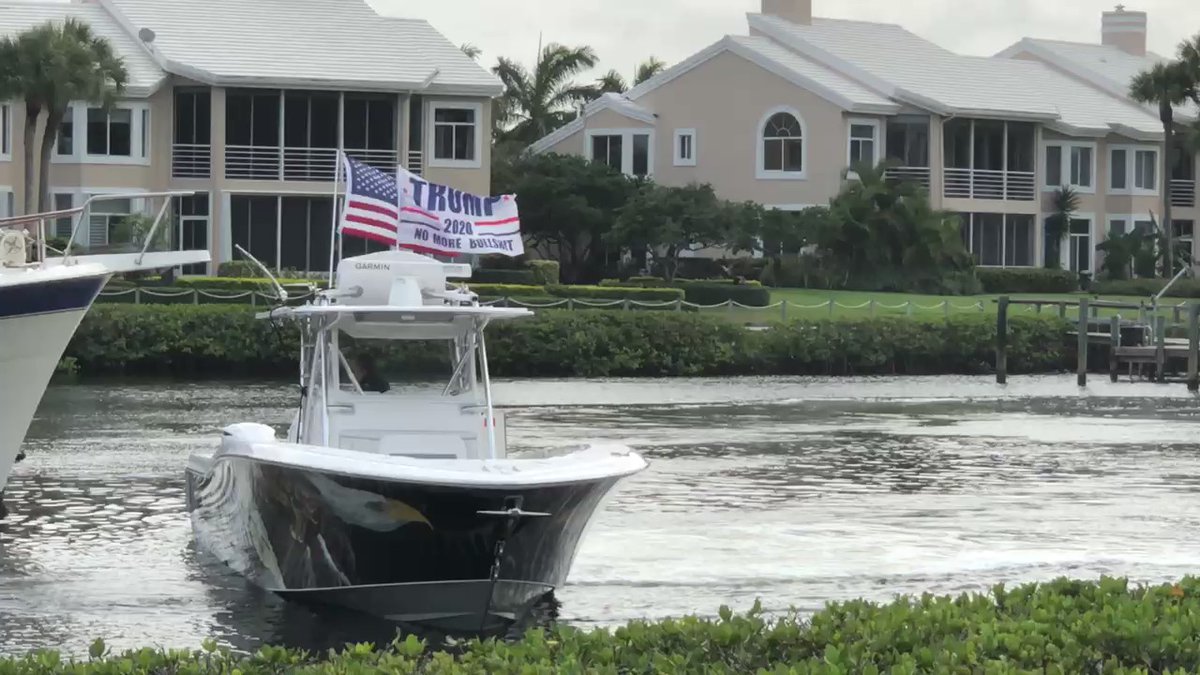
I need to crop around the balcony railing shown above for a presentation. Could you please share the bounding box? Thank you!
[943,168,1036,202]
[884,166,931,190]
[225,146,402,181]
[1171,179,1197,208]
[172,143,211,178]
[407,150,424,176]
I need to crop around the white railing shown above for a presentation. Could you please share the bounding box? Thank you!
[171,144,211,178]
[884,166,931,190]
[226,146,401,181]
[1171,179,1196,208]
[943,168,1036,201]
[407,150,424,176]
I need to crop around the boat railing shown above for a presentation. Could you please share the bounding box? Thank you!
[0,190,196,266]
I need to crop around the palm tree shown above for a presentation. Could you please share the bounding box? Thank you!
[35,18,126,213]
[1043,186,1080,270]
[0,23,56,215]
[594,57,667,95]
[460,43,481,60]
[1130,61,1193,275]
[492,43,597,145]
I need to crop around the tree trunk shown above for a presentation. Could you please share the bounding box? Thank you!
[38,108,65,216]
[1162,103,1176,277]
[21,103,40,216]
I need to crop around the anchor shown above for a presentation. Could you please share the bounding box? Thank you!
[476,496,551,633]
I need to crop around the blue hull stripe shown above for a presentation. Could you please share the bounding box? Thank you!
[0,274,108,320]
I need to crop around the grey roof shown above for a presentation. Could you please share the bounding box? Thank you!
[97,0,502,95]
[1000,38,1198,122]
[725,35,896,111]
[748,13,1164,136]
[0,1,165,96]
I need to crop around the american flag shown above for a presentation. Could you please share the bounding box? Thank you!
[339,154,399,246]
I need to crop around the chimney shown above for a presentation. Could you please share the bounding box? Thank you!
[762,0,812,25]
[1102,4,1147,56]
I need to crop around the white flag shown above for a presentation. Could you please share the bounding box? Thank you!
[395,168,524,257]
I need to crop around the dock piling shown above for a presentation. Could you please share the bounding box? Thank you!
[1156,315,1168,383]
[1077,298,1088,387]
[1189,304,1200,392]
[1109,315,1120,383]
[996,296,1009,384]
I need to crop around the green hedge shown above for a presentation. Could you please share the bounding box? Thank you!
[527,260,560,285]
[471,268,538,285]
[12,576,1200,673]
[976,268,1079,294]
[681,282,771,307]
[174,277,324,292]
[545,284,684,302]
[64,305,1066,377]
[1091,278,1200,298]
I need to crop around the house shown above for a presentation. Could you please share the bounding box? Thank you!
[0,0,501,275]
[530,0,1200,276]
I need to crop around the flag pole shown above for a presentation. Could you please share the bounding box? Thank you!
[327,150,342,287]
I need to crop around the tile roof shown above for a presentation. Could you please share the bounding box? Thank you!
[1002,38,1198,121]
[0,1,165,96]
[725,35,896,112]
[97,0,501,95]
[749,13,1164,136]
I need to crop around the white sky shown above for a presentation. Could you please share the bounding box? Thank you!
[369,0,1200,83]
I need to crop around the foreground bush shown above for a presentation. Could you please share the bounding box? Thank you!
[65,306,1067,377]
[13,576,1200,673]
[976,267,1078,294]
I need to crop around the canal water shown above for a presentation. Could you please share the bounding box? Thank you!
[2,375,1200,656]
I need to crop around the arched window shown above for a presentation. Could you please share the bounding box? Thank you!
[760,110,805,176]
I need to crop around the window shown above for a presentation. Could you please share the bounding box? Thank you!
[87,108,132,156]
[174,194,210,275]
[847,119,878,168]
[1134,149,1157,191]
[586,129,653,177]
[0,190,12,218]
[885,116,930,167]
[53,193,74,238]
[1110,149,1127,190]
[1067,218,1093,274]
[758,108,805,179]
[428,101,481,168]
[54,102,150,163]
[674,129,696,167]
[1174,220,1194,262]
[1043,142,1095,192]
[0,104,9,158]
[344,95,396,151]
[87,197,133,249]
[960,212,1035,267]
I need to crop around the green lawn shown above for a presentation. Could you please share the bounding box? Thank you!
[706,288,1195,324]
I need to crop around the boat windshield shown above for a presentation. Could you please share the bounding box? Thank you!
[332,332,479,399]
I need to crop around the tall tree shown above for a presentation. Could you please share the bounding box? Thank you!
[633,57,666,86]
[35,18,127,214]
[0,24,56,215]
[1130,60,1193,275]
[492,43,597,145]
[460,43,481,60]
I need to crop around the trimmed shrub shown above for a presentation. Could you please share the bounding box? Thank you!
[175,277,323,292]
[680,282,771,307]
[65,305,1066,378]
[1091,278,1200,298]
[216,261,258,278]
[527,259,560,285]
[465,283,550,298]
[471,268,537,285]
[545,284,684,302]
[976,267,1078,293]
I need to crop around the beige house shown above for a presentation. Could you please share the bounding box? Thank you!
[0,0,500,275]
[530,0,1200,275]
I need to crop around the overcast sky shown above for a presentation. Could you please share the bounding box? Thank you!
[369,0,1200,83]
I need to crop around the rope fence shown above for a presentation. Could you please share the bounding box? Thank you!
[97,287,1193,322]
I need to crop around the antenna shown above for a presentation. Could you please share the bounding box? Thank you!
[138,27,156,44]
[234,244,289,303]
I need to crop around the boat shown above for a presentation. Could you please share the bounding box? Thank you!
[185,249,647,634]
[0,192,210,515]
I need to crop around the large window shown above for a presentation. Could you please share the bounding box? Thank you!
[225,90,281,147]
[1067,218,1093,274]
[54,103,150,163]
[175,194,210,275]
[230,194,346,274]
[1110,145,1158,194]
[586,129,652,177]
[280,196,333,274]
[960,212,1035,267]
[885,116,930,167]
[428,101,481,168]
[343,95,396,151]
[0,104,10,159]
[847,119,879,168]
[758,108,805,179]
[1044,141,1095,192]
[87,197,134,249]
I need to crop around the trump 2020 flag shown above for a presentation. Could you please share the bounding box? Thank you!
[396,167,524,257]
[339,154,400,246]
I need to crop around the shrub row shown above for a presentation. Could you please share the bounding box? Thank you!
[975,267,1079,294]
[11,576,1200,673]
[64,305,1068,377]
[599,277,771,307]
[471,260,562,286]
[1091,278,1200,298]
[174,277,325,292]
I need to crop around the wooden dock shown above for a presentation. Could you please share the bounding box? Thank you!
[995,296,1200,390]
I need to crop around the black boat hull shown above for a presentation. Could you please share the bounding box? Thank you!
[186,455,623,632]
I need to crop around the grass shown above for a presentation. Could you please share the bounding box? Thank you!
[707,287,1195,324]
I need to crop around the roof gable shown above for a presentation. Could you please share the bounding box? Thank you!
[96,0,501,95]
